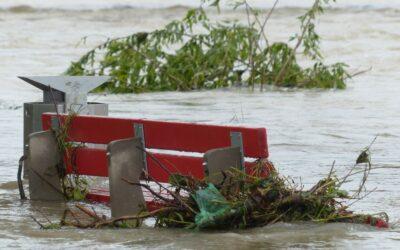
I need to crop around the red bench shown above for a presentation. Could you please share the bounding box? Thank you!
[36,113,269,216]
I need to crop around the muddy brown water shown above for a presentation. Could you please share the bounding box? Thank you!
[1,1,400,248]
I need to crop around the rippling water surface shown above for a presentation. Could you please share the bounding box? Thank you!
[1,1,400,248]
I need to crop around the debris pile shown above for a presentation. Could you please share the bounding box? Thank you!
[52,154,388,230]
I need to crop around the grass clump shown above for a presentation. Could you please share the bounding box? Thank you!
[66,0,351,93]
[51,112,89,201]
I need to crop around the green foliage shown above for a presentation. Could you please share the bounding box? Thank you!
[63,177,89,201]
[52,113,89,201]
[66,0,350,92]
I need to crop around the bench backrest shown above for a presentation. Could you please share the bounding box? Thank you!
[42,113,268,182]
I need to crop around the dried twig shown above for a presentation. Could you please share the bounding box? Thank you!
[95,207,178,228]
[121,178,174,204]
[75,204,103,221]
[30,216,45,229]
[347,67,372,79]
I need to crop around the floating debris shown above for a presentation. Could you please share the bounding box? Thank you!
[35,154,388,231]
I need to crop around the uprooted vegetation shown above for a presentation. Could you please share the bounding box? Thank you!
[66,0,353,93]
[33,137,389,230]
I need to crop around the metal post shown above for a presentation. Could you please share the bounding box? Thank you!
[230,131,245,170]
[134,123,148,172]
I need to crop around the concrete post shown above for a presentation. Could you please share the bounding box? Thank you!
[203,146,243,186]
[107,137,146,218]
[26,130,64,201]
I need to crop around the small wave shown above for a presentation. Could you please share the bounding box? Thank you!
[377,133,399,138]
[0,181,18,190]
[0,105,22,110]
[0,101,22,110]
[164,4,190,11]
[7,5,36,13]
[321,133,350,140]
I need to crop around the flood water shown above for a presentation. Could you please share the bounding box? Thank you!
[1,0,400,248]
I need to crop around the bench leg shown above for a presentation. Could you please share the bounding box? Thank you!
[107,137,146,218]
[203,146,243,186]
[26,130,64,201]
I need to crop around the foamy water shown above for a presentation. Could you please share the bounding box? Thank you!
[1,0,400,10]
[1,1,400,248]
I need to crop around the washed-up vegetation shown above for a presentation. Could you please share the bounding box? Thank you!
[66,0,352,93]
[33,138,389,230]
[49,110,90,201]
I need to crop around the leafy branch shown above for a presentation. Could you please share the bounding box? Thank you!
[66,0,351,93]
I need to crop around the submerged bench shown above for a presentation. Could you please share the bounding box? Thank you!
[26,113,269,217]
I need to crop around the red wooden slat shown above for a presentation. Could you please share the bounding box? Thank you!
[65,148,204,181]
[42,113,268,158]
[65,147,265,182]
[148,153,204,182]
[86,188,165,211]
[85,191,108,203]
[66,148,108,177]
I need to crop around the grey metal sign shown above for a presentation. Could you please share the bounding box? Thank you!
[18,76,110,114]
